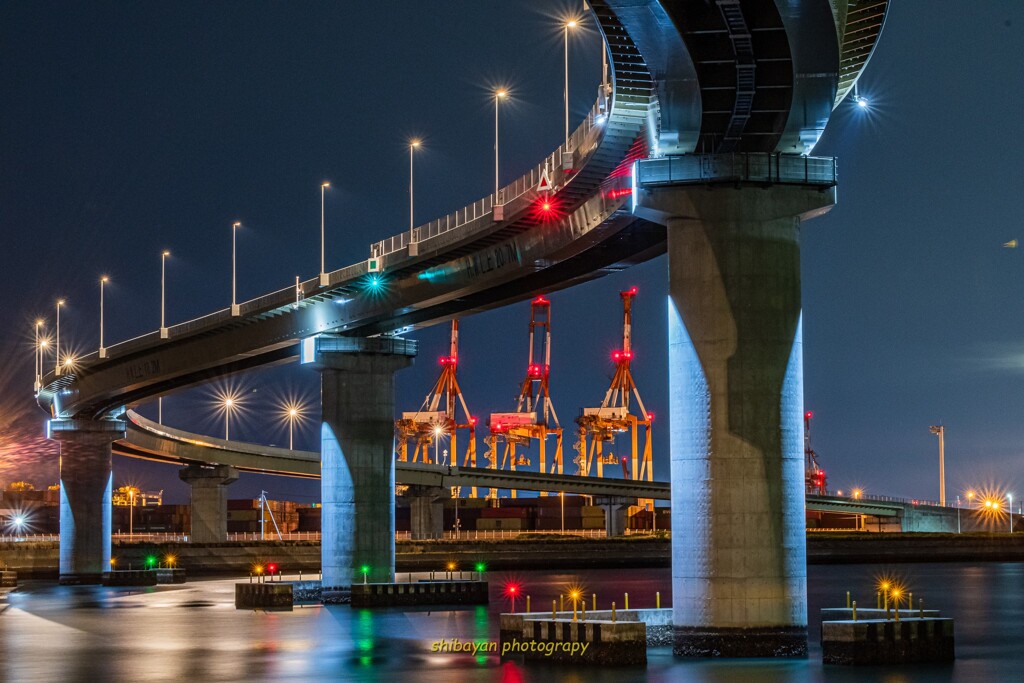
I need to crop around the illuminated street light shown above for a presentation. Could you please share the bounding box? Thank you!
[852,488,863,500]
[563,18,579,147]
[1009,493,1014,533]
[494,88,509,199]
[408,139,421,246]
[433,424,445,464]
[224,397,236,440]
[853,82,869,109]
[33,319,43,390]
[55,298,64,374]
[231,222,242,315]
[280,400,307,450]
[320,182,330,286]
[99,275,109,358]
[967,490,976,508]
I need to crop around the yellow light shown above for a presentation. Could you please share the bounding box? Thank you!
[447,562,456,571]
[322,181,330,188]
[162,250,171,257]
[36,319,43,327]
[496,89,508,99]
[289,408,298,417]
[57,299,65,306]
[63,357,74,367]
[225,398,234,407]
[165,554,176,567]
[852,488,863,499]
[39,340,49,348]
[567,20,578,28]
[233,221,241,229]
[410,139,421,148]
[100,275,109,283]
[434,425,444,436]
[110,558,116,567]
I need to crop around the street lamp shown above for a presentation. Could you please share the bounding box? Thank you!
[54,298,65,374]
[224,397,236,440]
[281,401,306,450]
[494,89,508,200]
[160,250,171,338]
[33,319,43,390]
[408,140,421,246]
[231,222,242,315]
[99,276,109,358]
[929,425,945,506]
[319,183,330,286]
[957,495,961,533]
[563,18,579,147]
[967,490,975,509]
[433,425,444,464]
[1010,493,1014,534]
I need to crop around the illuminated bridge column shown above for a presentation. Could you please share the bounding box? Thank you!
[310,335,416,598]
[49,418,126,585]
[179,465,239,543]
[636,183,834,657]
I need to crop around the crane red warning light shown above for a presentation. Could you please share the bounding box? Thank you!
[396,320,478,495]
[574,288,653,484]
[485,296,564,498]
[804,411,827,495]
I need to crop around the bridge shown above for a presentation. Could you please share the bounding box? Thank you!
[35,0,888,658]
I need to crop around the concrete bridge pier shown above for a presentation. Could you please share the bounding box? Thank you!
[636,183,834,657]
[312,336,416,598]
[406,485,449,540]
[179,464,239,543]
[594,496,631,537]
[49,418,126,584]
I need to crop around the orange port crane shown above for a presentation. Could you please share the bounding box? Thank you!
[574,287,653,481]
[485,296,564,498]
[395,320,477,477]
[804,411,827,495]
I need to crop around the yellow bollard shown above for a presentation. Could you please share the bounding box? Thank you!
[527,595,531,613]
[624,592,629,610]
[582,599,586,621]
[612,601,617,622]
[656,591,661,609]
[852,600,857,622]
[876,591,881,610]
[552,599,557,621]
[560,594,564,613]
[573,598,578,623]
[907,593,912,617]
[846,591,850,609]
[883,591,888,611]
[592,594,597,612]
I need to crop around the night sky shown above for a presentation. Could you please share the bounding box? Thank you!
[1,1,1021,506]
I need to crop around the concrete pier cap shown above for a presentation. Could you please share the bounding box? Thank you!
[308,335,416,595]
[48,418,126,584]
[179,464,239,543]
[635,180,834,658]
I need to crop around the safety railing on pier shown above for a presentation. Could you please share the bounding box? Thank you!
[636,153,837,187]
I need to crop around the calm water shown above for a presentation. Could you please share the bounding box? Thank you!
[1,563,1021,682]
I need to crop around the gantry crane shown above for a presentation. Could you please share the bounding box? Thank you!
[804,410,827,495]
[395,320,478,494]
[574,287,653,482]
[485,296,563,498]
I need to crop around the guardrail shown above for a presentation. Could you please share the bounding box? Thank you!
[636,153,837,187]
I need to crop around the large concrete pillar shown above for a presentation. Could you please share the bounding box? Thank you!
[179,464,239,543]
[637,182,833,657]
[406,485,449,540]
[49,418,126,585]
[594,496,631,537]
[311,336,415,597]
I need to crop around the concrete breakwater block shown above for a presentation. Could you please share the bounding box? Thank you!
[1,571,17,587]
[235,582,293,610]
[350,580,488,608]
[104,570,158,587]
[516,619,647,666]
[501,608,670,649]
[822,619,954,665]
[155,568,186,584]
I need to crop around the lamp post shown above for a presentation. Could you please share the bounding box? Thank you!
[224,398,235,440]
[129,488,135,541]
[563,19,578,147]
[99,276,109,358]
[957,495,961,533]
[33,319,43,389]
[160,250,170,338]
[494,89,508,200]
[231,222,241,315]
[967,490,975,509]
[409,140,420,245]
[929,425,945,506]
[433,425,443,464]
[1010,493,1014,534]
[320,183,330,286]
[288,407,298,450]
[560,491,565,533]
[55,299,64,374]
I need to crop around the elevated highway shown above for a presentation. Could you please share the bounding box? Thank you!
[36,0,888,657]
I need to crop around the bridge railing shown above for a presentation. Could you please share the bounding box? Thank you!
[371,102,605,260]
[636,153,837,187]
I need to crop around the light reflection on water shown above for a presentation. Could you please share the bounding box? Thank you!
[0,562,1019,682]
